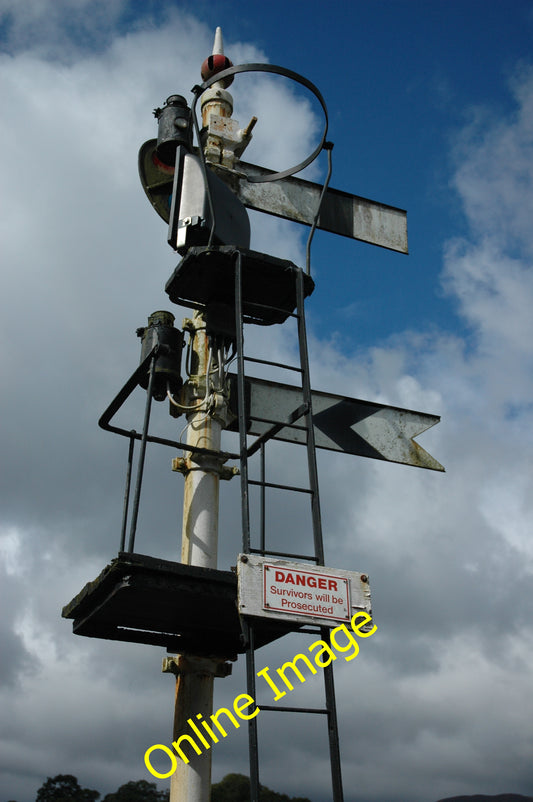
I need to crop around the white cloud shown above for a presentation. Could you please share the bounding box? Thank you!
[0,0,127,61]
[0,11,333,800]
[2,7,533,802]
[0,527,24,577]
[437,68,533,577]
[450,66,533,256]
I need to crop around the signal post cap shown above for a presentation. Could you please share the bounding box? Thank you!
[200,86,234,115]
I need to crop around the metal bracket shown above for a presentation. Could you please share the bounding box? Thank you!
[98,350,239,461]
[172,456,239,481]
[162,654,233,678]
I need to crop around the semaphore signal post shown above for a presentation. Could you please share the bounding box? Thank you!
[63,27,443,802]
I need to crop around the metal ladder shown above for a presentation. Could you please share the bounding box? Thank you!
[231,251,344,802]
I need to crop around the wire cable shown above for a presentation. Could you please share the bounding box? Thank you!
[306,142,334,275]
[167,343,214,411]
[189,93,218,248]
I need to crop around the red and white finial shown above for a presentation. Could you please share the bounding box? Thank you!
[200,26,256,166]
[201,26,234,88]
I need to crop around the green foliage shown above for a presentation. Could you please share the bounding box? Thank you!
[102,779,169,802]
[211,773,250,802]
[211,773,312,802]
[35,775,100,802]
[34,772,310,802]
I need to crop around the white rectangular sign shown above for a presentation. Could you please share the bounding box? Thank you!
[237,554,372,629]
[263,563,350,621]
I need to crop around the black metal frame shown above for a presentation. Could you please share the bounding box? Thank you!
[98,346,238,554]
[96,246,344,802]
[232,251,344,802]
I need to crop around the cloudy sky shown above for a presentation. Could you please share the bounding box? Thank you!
[1,1,533,800]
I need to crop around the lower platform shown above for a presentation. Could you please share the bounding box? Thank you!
[62,552,302,659]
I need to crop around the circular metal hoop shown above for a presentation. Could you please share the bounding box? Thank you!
[192,62,329,183]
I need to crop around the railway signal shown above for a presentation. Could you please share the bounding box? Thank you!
[63,25,442,802]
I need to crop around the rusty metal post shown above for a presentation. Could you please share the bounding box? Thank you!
[179,317,222,568]
[168,311,231,802]
[167,658,217,802]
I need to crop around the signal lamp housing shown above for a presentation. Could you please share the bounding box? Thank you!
[137,311,183,401]
[154,95,192,165]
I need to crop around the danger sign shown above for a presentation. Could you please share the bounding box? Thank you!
[263,564,350,621]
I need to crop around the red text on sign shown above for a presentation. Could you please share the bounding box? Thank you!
[274,570,338,591]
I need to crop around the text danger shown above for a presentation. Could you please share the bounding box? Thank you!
[263,565,350,621]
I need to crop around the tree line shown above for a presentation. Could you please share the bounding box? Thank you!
[6,773,311,802]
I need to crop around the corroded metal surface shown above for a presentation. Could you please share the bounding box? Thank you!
[61,552,305,655]
[234,160,408,253]
[234,375,443,471]
[139,140,408,253]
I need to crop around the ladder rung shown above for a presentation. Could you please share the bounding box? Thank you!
[243,299,301,318]
[243,355,302,373]
[248,547,320,562]
[259,705,328,714]
[249,414,307,431]
[248,479,313,494]
[246,405,309,458]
